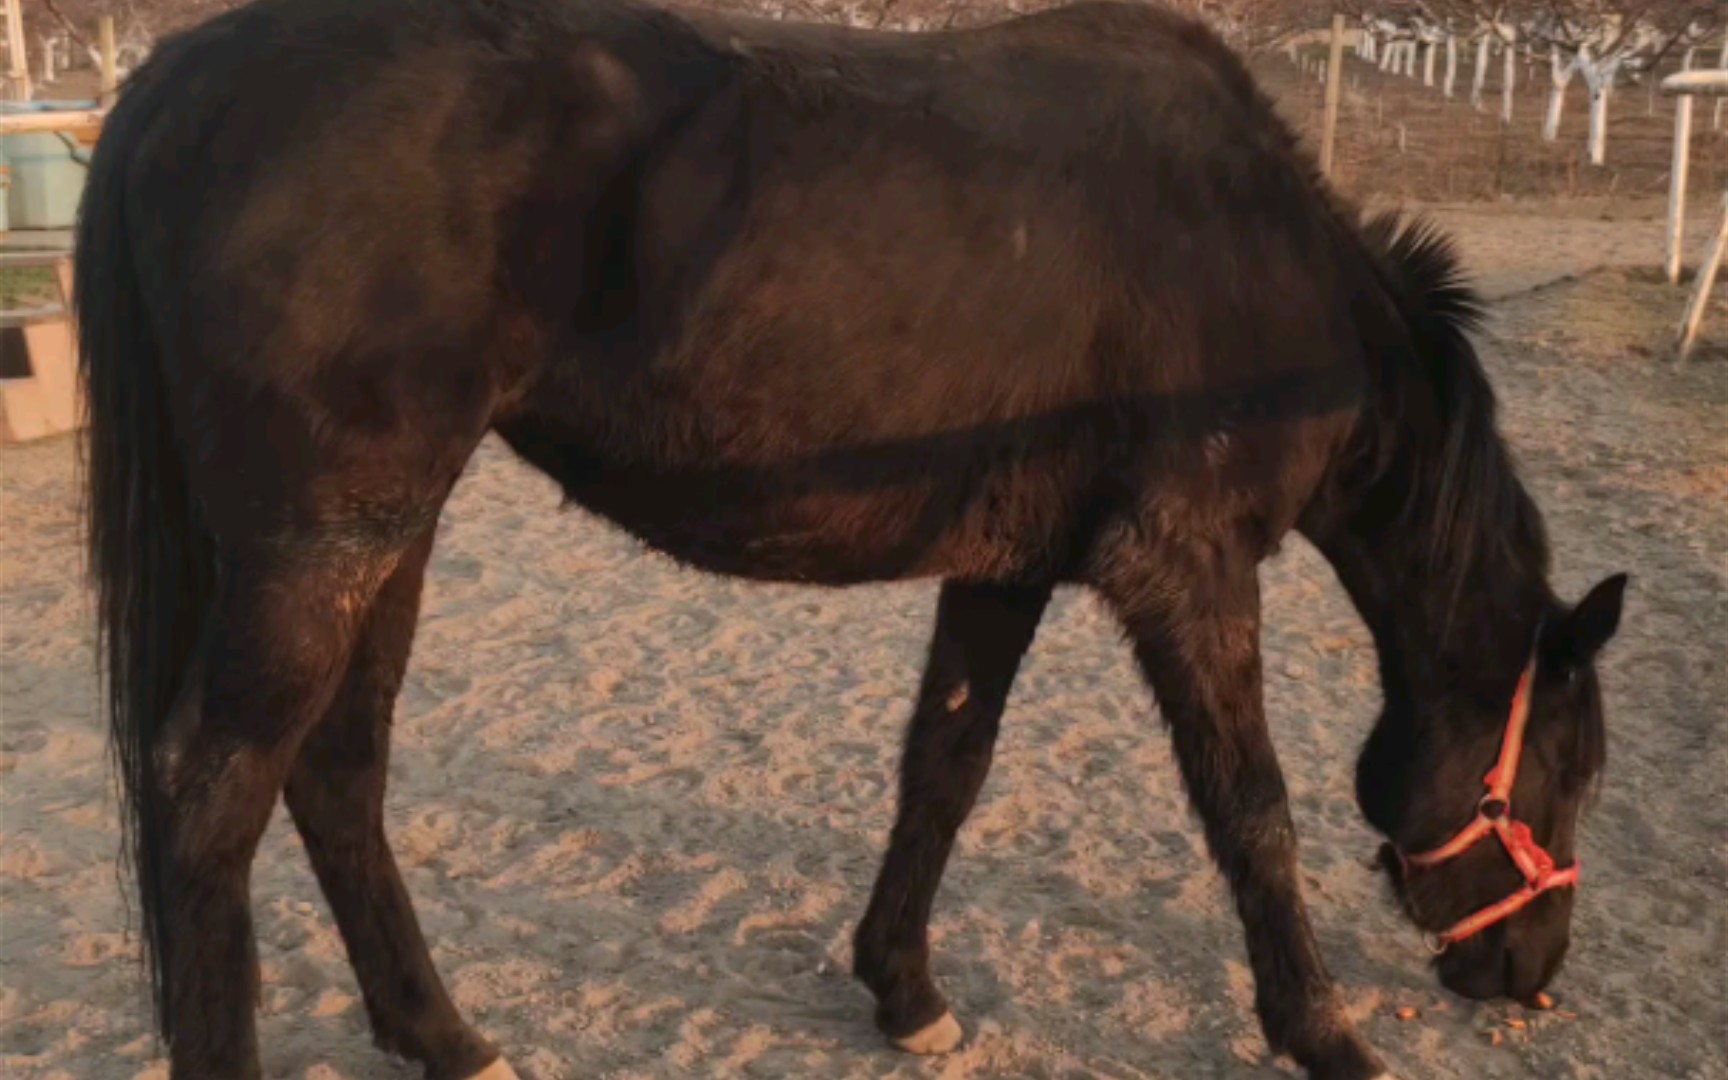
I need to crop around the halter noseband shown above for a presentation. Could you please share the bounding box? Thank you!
[1397,653,1579,952]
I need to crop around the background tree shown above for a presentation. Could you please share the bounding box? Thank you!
[1523,0,1718,164]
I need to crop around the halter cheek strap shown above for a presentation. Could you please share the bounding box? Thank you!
[1398,657,1580,950]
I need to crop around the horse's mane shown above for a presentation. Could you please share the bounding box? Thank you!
[1355,212,1552,635]
[1357,214,1609,793]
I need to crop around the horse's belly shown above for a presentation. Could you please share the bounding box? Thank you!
[578,470,1033,585]
[493,415,1060,585]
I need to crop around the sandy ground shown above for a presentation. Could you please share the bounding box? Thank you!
[2,206,1724,1080]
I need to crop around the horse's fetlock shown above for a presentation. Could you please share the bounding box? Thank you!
[1261,997,1382,1080]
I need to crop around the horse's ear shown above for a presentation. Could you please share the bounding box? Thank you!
[1547,573,1628,669]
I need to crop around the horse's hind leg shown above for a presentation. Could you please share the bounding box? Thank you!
[155,542,414,1078]
[149,377,490,1076]
[284,526,509,1080]
[1091,540,1387,1080]
[854,579,1053,1054]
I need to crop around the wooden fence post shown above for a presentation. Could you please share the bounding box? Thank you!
[1666,92,1692,284]
[1501,27,1516,123]
[4,0,31,101]
[99,16,117,106]
[1677,193,1727,361]
[1717,32,1727,132]
[1320,13,1346,178]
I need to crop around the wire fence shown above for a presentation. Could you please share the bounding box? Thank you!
[1256,44,1728,204]
[12,6,1727,209]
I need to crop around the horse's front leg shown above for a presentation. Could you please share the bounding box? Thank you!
[1095,544,1389,1080]
[853,579,1053,1054]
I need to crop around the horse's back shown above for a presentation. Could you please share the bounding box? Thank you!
[589,0,1370,441]
[499,0,1371,578]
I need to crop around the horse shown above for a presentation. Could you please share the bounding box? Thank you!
[74,0,1627,1077]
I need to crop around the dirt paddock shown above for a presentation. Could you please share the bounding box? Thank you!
[2,203,1724,1079]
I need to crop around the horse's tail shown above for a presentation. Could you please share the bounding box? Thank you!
[76,64,217,1038]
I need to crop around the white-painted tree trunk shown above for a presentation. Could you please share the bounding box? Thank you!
[1424,41,1437,86]
[1583,59,1620,165]
[1444,35,1458,97]
[1586,83,1610,164]
[1501,29,1516,123]
[1544,48,1576,141]
[1472,34,1492,109]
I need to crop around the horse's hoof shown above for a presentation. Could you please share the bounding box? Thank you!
[464,1059,522,1080]
[892,1011,963,1054]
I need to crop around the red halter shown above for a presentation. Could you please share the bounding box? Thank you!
[1398,656,1580,951]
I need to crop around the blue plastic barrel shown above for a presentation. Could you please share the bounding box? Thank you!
[2,101,99,230]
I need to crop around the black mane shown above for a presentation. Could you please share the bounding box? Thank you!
[1343,211,1553,642]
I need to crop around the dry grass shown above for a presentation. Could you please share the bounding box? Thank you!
[0,267,61,309]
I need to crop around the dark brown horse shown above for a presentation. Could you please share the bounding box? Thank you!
[76,1,1625,1077]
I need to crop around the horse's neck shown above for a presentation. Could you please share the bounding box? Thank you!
[1303,490,1551,702]
[1338,542,1542,700]
[1300,328,1558,698]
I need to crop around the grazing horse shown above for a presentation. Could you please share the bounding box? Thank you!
[76,0,1626,1077]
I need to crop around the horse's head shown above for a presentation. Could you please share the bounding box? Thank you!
[1356,573,1626,1003]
